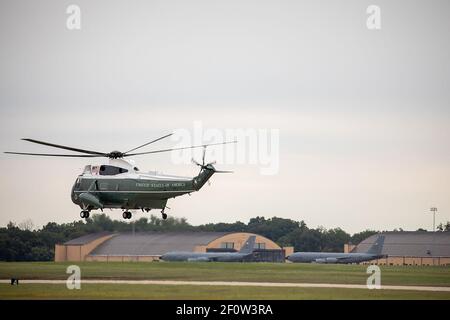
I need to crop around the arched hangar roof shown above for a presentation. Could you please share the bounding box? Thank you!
[89,232,229,256]
[354,232,450,257]
[85,231,282,256]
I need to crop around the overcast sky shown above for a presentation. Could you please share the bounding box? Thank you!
[0,0,449,233]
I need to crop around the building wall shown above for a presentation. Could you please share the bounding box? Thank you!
[360,256,450,266]
[86,255,160,262]
[194,245,207,253]
[283,247,294,257]
[54,244,67,262]
[344,232,450,266]
[57,232,282,262]
[54,234,116,262]
[206,232,281,251]
[85,232,283,262]
[344,244,357,253]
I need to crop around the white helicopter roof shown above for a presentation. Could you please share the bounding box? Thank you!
[82,158,192,181]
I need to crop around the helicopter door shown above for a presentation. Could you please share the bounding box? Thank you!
[73,177,81,191]
[99,182,109,191]
[91,166,100,175]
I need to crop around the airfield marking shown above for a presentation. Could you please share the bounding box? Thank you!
[1,279,450,292]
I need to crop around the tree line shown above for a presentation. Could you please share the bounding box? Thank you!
[1,214,449,261]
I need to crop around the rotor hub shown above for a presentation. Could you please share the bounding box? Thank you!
[107,150,124,159]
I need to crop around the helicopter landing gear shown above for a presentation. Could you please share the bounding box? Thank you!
[161,209,167,220]
[122,211,132,219]
[80,210,90,219]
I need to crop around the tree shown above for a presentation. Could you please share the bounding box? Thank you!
[321,228,351,252]
[436,222,450,232]
[247,217,300,241]
[0,214,421,261]
[351,230,378,245]
[18,219,34,231]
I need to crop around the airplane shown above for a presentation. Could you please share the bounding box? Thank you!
[5,135,235,220]
[287,235,386,264]
[160,235,257,262]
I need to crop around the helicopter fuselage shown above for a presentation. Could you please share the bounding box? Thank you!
[70,159,215,212]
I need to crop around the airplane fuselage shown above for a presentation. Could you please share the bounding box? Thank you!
[160,251,251,262]
[161,235,257,262]
[287,252,385,264]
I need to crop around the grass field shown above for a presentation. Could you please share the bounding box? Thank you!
[1,283,450,300]
[0,262,449,299]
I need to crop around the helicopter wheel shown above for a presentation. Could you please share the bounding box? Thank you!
[80,210,90,219]
[123,211,132,219]
[162,213,167,220]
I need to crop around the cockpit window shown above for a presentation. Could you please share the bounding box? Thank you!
[134,167,139,171]
[99,165,128,176]
[83,165,92,174]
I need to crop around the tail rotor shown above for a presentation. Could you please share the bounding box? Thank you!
[191,146,233,174]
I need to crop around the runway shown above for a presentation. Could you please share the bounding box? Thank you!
[1,279,450,292]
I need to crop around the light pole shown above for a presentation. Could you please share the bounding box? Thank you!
[430,207,438,232]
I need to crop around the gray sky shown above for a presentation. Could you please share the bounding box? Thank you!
[0,0,449,233]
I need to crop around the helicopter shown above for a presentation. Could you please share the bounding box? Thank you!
[5,134,235,220]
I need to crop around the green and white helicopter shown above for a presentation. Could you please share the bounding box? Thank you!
[5,134,234,220]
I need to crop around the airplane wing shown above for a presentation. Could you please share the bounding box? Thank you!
[314,256,351,263]
[187,257,215,262]
[187,256,218,262]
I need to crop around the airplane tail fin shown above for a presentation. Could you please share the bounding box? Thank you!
[366,235,385,255]
[239,235,257,254]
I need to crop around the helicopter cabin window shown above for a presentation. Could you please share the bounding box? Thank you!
[99,165,128,176]
[83,165,92,174]
[91,166,100,175]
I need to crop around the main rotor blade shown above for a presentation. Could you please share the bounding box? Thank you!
[21,138,107,156]
[4,152,101,157]
[123,140,237,157]
[124,133,173,154]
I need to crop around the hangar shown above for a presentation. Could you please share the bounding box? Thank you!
[55,231,292,262]
[347,231,450,266]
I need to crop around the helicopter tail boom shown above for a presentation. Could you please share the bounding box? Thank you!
[192,165,216,191]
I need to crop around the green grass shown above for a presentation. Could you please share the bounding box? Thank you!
[1,262,449,299]
[1,283,449,300]
[0,262,449,287]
